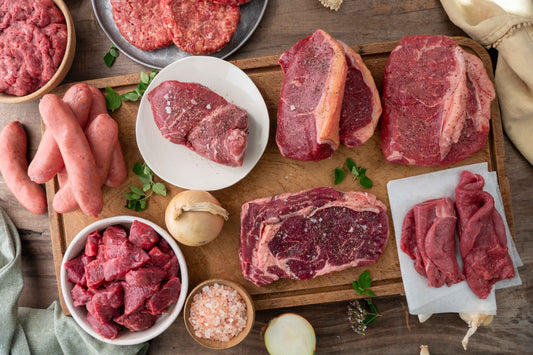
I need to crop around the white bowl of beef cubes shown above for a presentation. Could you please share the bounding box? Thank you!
[61,216,188,345]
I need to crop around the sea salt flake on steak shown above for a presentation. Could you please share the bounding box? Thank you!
[110,0,172,51]
[276,29,347,161]
[380,35,468,166]
[160,0,241,55]
[148,80,248,167]
[239,187,389,286]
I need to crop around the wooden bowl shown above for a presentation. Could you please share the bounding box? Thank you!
[0,0,76,104]
[184,279,255,349]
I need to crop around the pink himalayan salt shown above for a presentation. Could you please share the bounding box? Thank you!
[189,283,247,342]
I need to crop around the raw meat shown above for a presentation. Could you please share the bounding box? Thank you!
[401,198,465,288]
[110,0,172,51]
[276,29,347,161]
[208,0,251,6]
[148,80,248,167]
[441,53,495,165]
[338,41,382,148]
[160,0,241,55]
[455,171,515,299]
[380,35,468,166]
[239,187,389,286]
[129,220,159,249]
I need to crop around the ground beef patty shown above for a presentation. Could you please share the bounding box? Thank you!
[0,0,67,97]
[110,0,172,51]
[160,0,241,55]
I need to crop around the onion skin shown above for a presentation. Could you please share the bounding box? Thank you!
[165,190,226,246]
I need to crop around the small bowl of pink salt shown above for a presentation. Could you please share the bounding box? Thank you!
[183,279,255,349]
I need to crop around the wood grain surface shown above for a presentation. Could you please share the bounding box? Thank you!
[0,1,531,354]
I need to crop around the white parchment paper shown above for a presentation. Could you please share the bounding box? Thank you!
[387,163,522,315]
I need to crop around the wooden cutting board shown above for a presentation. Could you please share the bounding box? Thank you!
[47,36,513,313]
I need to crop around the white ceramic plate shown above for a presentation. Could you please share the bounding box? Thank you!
[136,56,269,191]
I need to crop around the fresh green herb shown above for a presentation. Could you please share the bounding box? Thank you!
[334,168,345,185]
[125,162,167,211]
[347,270,381,334]
[105,70,158,111]
[104,45,119,67]
[346,158,373,189]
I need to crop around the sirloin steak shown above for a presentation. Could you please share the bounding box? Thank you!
[380,35,468,166]
[239,187,389,287]
[276,29,347,161]
[148,80,248,167]
[338,41,382,148]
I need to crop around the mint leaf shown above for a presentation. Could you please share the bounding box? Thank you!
[364,289,377,297]
[104,45,119,67]
[360,175,373,188]
[125,162,165,212]
[140,71,149,84]
[130,185,144,195]
[346,158,356,172]
[105,86,121,111]
[152,182,166,196]
[121,91,140,102]
[358,270,372,289]
[334,168,345,185]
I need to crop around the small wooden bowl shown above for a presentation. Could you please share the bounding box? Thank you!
[0,0,76,104]
[184,279,255,350]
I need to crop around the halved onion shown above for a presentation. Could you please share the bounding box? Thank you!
[263,313,316,355]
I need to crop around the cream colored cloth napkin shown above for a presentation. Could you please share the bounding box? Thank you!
[440,0,533,165]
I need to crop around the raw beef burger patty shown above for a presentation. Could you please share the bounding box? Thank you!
[338,41,382,148]
[160,0,241,55]
[0,0,67,96]
[455,171,515,299]
[401,198,465,288]
[276,29,347,161]
[239,187,389,286]
[110,0,172,51]
[148,80,248,167]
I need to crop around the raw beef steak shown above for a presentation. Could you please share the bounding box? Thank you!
[401,198,465,288]
[276,29,347,161]
[455,171,515,299]
[111,0,172,51]
[148,80,248,167]
[160,0,241,55]
[380,35,468,165]
[441,53,495,165]
[338,41,382,148]
[239,187,389,286]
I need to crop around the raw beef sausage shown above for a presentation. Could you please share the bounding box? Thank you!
[0,121,47,215]
[39,94,103,217]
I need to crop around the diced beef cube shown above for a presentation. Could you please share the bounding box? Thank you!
[103,243,150,281]
[86,312,121,340]
[163,253,179,279]
[158,237,171,253]
[93,283,124,308]
[129,220,159,250]
[146,277,181,315]
[85,259,105,289]
[86,299,118,325]
[114,311,159,332]
[82,254,95,266]
[103,225,128,259]
[85,230,102,257]
[71,284,93,307]
[122,282,160,315]
[64,254,85,284]
[148,246,171,268]
[125,267,167,286]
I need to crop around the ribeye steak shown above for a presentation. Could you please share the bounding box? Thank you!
[148,80,248,167]
[239,187,389,286]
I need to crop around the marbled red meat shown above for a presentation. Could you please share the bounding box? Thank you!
[160,0,240,55]
[338,41,382,148]
[276,29,347,161]
[240,187,389,286]
[148,80,248,167]
[110,0,172,51]
[401,198,465,288]
[455,171,515,299]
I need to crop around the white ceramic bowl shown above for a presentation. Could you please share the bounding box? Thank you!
[60,216,188,345]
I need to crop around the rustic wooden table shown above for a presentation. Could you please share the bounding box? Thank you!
[0,0,531,354]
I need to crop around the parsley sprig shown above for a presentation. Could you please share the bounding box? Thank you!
[105,70,158,111]
[104,45,119,67]
[334,158,373,188]
[347,270,381,334]
[125,162,166,211]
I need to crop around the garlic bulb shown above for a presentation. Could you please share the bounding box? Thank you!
[459,313,493,350]
[420,345,430,355]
